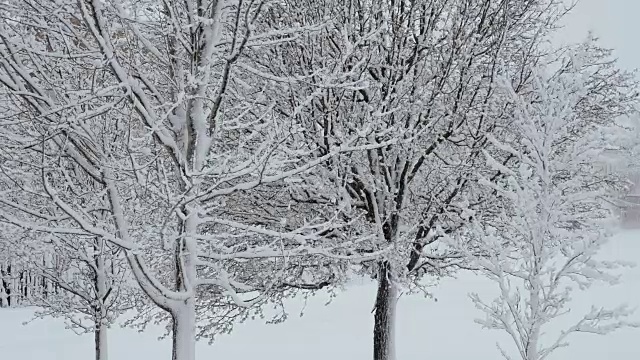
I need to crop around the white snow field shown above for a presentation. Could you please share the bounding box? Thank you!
[2,230,639,360]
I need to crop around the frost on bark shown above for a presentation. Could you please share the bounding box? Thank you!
[0,284,7,308]
[0,262,8,307]
[95,322,108,360]
[93,238,111,360]
[171,303,197,360]
[373,261,398,360]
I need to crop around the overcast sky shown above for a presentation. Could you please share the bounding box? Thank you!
[561,0,639,70]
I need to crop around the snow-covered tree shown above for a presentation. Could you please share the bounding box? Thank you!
[253,1,574,359]
[0,1,390,359]
[596,117,640,227]
[468,43,639,360]
[0,229,50,308]
[0,232,14,308]
[25,235,132,360]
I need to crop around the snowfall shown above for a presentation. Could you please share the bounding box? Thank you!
[2,230,639,360]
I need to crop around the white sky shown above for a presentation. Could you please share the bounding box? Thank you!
[562,0,639,70]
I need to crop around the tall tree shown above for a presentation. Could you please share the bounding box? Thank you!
[254,1,571,358]
[25,235,132,360]
[0,1,387,359]
[468,41,639,360]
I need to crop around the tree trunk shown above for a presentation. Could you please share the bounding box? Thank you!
[171,207,198,360]
[95,322,108,360]
[171,301,197,360]
[0,263,8,307]
[0,285,7,308]
[526,250,542,360]
[5,263,11,307]
[93,238,110,360]
[21,271,25,300]
[373,261,398,360]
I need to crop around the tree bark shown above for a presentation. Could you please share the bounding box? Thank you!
[0,284,7,308]
[0,263,8,307]
[5,264,11,307]
[171,301,197,360]
[95,322,108,360]
[93,238,109,360]
[373,260,397,360]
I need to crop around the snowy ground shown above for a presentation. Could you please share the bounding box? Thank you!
[2,230,639,360]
